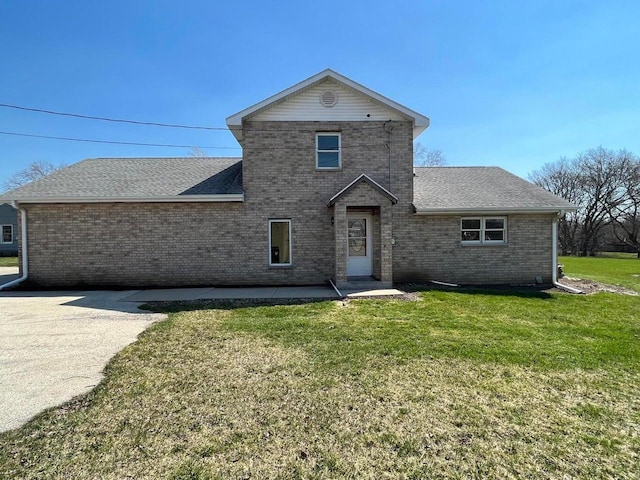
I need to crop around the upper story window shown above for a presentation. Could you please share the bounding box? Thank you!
[461,217,507,244]
[1,225,13,244]
[316,133,341,170]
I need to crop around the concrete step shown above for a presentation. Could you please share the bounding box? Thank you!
[342,277,387,289]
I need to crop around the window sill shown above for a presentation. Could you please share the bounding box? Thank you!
[316,167,342,172]
[269,264,293,269]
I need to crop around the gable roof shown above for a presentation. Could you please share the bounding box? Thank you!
[328,174,398,207]
[1,157,244,204]
[226,69,430,142]
[413,167,576,214]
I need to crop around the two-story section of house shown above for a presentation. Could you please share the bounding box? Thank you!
[225,70,427,287]
[0,69,575,288]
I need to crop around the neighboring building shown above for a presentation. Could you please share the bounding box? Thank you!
[0,69,575,288]
[0,203,18,257]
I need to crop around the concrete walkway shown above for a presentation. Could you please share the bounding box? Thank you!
[121,285,339,302]
[120,285,406,302]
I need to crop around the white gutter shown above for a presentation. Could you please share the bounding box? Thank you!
[414,206,577,215]
[551,216,583,294]
[8,194,244,204]
[0,205,28,290]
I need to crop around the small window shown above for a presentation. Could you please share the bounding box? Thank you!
[269,219,291,266]
[1,225,12,244]
[316,133,341,169]
[461,217,507,244]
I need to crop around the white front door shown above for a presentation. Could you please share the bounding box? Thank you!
[346,215,372,276]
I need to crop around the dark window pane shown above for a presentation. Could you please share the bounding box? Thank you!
[485,231,504,241]
[462,231,480,241]
[461,219,481,230]
[317,135,339,150]
[2,226,11,243]
[270,222,290,264]
[485,219,504,229]
[317,152,339,168]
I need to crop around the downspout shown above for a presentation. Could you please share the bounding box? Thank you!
[0,203,28,290]
[552,213,582,294]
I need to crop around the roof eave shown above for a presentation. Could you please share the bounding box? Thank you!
[8,194,245,204]
[413,206,577,215]
[328,173,398,206]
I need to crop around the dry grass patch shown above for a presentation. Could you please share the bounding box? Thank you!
[0,291,638,479]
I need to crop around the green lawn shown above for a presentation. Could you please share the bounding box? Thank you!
[0,256,18,267]
[560,254,640,292]
[1,290,638,479]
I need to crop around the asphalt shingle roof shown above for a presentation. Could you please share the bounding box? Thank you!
[2,157,243,200]
[413,167,575,212]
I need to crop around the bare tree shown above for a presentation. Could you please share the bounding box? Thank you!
[188,147,209,158]
[529,158,582,255]
[3,160,62,191]
[414,143,446,166]
[574,147,629,256]
[606,153,640,257]
[530,147,637,257]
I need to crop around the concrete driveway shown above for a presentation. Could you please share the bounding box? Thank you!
[0,290,165,432]
[0,266,19,285]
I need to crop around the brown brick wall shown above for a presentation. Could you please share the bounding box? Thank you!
[393,214,555,285]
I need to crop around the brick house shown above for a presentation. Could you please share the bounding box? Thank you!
[0,69,575,289]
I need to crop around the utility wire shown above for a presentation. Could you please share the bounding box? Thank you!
[0,103,225,131]
[0,130,239,149]
[0,129,388,150]
[0,102,395,132]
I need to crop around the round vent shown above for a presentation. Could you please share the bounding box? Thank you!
[320,90,338,108]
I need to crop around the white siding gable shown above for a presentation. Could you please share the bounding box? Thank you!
[250,79,409,122]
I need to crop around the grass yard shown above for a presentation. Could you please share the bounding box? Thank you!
[561,253,640,292]
[0,256,18,267]
[1,289,638,479]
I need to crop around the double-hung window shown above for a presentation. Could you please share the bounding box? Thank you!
[269,219,292,266]
[461,217,507,244]
[1,225,13,244]
[316,133,341,169]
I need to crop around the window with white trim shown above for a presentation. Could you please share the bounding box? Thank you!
[1,225,13,244]
[316,133,341,169]
[269,219,292,266]
[461,217,507,244]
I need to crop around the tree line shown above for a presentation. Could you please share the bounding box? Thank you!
[529,146,640,257]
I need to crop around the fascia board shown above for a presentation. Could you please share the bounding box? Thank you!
[9,194,245,204]
[413,206,577,215]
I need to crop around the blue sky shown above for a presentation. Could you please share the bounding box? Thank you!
[1,0,638,188]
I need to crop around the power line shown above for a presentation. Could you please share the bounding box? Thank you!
[0,103,226,131]
[0,130,239,149]
[0,102,397,132]
[0,129,389,151]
